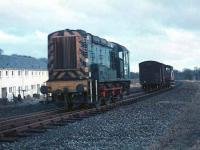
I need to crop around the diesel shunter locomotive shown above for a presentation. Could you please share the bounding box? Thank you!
[42,29,130,109]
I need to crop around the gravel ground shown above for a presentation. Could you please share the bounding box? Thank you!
[0,81,198,150]
[149,81,200,150]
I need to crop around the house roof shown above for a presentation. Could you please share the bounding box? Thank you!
[0,54,47,70]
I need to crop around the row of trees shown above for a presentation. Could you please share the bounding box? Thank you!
[174,68,200,80]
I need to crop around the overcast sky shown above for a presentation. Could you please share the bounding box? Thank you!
[0,0,200,72]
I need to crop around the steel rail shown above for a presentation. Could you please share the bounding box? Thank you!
[0,87,173,142]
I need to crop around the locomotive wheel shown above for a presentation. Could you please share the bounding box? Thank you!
[111,96,116,103]
[105,96,112,105]
[116,93,123,101]
[53,90,65,107]
[126,89,130,95]
[74,94,87,109]
[51,93,55,102]
[120,93,123,100]
[63,94,74,111]
[64,95,69,111]
[95,97,103,108]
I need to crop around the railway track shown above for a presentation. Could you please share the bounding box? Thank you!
[0,87,174,142]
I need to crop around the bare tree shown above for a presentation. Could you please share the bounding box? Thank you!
[182,68,194,80]
[194,67,200,80]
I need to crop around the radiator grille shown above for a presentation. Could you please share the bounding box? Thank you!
[53,36,77,69]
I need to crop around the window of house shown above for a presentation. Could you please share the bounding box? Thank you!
[18,86,22,92]
[6,71,8,76]
[12,71,14,76]
[0,71,1,78]
[31,85,36,90]
[9,87,12,93]
[25,85,28,91]
[13,86,16,93]
[18,70,21,76]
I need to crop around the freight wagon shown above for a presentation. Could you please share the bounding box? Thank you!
[41,29,130,109]
[139,61,174,90]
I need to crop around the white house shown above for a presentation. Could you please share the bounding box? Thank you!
[0,54,48,101]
